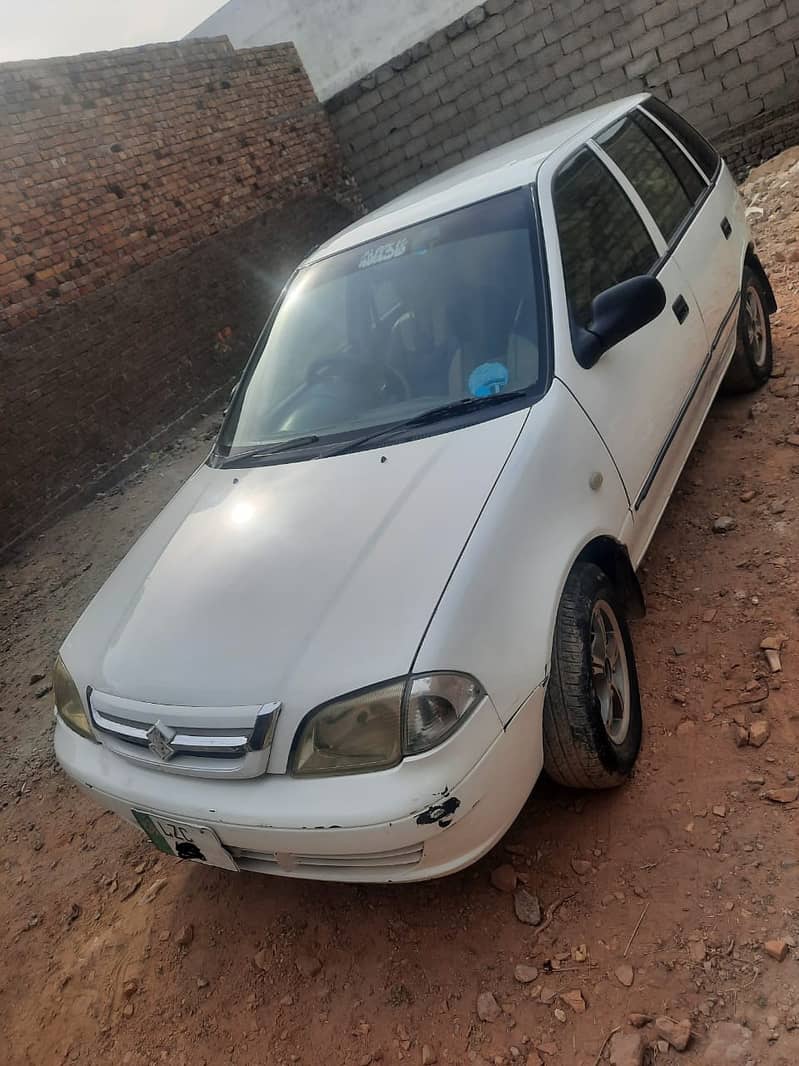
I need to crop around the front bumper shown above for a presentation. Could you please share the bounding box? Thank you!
[55,687,544,882]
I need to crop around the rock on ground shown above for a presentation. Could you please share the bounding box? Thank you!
[764,786,799,804]
[609,1031,645,1066]
[175,923,193,948]
[570,858,592,876]
[764,938,789,961]
[712,515,736,533]
[139,878,168,904]
[559,989,586,1013]
[701,1022,753,1065]
[513,887,542,926]
[655,1017,692,1051]
[295,953,323,978]
[477,991,500,1022]
[748,720,770,747]
[490,864,517,893]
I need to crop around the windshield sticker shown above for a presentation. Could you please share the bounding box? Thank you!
[358,237,408,270]
[468,361,510,398]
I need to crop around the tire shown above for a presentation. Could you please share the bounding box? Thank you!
[721,265,773,394]
[543,562,642,790]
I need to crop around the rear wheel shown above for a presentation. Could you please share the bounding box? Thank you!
[543,562,642,789]
[721,266,773,394]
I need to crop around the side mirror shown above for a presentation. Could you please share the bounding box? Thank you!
[574,275,667,369]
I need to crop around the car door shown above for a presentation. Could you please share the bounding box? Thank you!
[597,101,744,375]
[640,97,745,353]
[539,142,709,565]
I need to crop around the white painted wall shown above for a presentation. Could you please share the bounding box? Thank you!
[187,0,472,101]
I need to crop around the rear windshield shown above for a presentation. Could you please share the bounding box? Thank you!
[218,189,546,457]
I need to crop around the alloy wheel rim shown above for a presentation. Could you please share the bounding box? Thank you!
[744,285,767,368]
[590,599,631,745]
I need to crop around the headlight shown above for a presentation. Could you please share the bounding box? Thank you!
[403,673,483,755]
[292,680,404,776]
[292,672,483,776]
[53,656,97,742]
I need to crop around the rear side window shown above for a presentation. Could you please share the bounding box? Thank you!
[642,96,720,181]
[596,114,701,241]
[553,148,657,329]
[636,111,705,203]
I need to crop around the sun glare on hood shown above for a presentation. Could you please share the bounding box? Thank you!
[230,500,256,526]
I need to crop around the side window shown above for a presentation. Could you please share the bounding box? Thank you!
[636,111,706,203]
[642,96,720,181]
[553,148,658,330]
[595,114,701,241]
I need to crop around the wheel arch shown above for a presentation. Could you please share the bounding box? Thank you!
[745,244,777,314]
[573,536,646,621]
[542,544,644,789]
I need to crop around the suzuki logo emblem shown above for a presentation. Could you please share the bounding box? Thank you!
[146,720,176,761]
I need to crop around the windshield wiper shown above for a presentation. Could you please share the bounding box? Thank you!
[219,434,321,467]
[330,389,529,456]
[217,390,529,466]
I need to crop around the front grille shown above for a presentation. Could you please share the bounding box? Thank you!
[230,842,424,875]
[88,689,281,780]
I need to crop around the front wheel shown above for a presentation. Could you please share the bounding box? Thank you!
[721,266,773,394]
[543,562,642,789]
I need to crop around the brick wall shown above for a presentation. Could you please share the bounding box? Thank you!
[0,38,359,553]
[326,0,799,206]
[717,98,799,179]
[1,37,358,332]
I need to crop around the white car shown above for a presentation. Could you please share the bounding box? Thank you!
[54,93,775,882]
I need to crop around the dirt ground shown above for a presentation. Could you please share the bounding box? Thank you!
[5,156,799,1066]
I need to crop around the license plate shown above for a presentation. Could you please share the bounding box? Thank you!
[133,811,239,871]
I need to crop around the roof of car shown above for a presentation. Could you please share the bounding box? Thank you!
[307,93,648,264]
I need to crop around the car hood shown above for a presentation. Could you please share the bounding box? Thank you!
[62,411,527,756]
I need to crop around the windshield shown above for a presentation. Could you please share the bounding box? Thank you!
[217,188,546,458]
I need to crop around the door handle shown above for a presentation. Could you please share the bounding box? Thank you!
[672,294,689,324]
[721,216,732,239]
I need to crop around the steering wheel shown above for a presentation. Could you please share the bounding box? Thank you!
[305,354,410,402]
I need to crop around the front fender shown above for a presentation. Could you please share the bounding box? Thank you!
[412,378,630,723]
